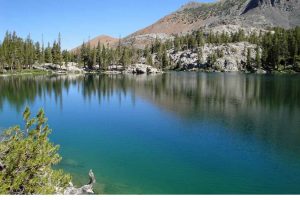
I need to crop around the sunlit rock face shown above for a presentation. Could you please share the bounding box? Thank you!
[167,42,258,72]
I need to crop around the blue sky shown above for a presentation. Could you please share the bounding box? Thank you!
[0,0,215,49]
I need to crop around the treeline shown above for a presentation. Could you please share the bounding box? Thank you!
[75,29,257,70]
[147,27,300,70]
[75,41,144,70]
[1,27,300,72]
[260,27,300,70]
[0,31,66,71]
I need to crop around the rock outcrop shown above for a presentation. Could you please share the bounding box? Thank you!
[166,42,259,72]
[57,170,96,195]
[124,64,163,74]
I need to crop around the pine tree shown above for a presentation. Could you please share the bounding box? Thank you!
[121,48,130,67]
[246,48,252,70]
[62,50,70,66]
[0,108,71,194]
[96,42,102,71]
[197,48,203,66]
[196,31,205,47]
[45,43,53,64]
[188,35,197,49]
[57,33,63,66]
[35,42,41,64]
[207,53,217,68]
[255,46,261,68]
[174,36,181,52]
[92,48,97,68]
[41,35,45,65]
[101,45,107,70]
[80,42,89,68]
[161,48,169,69]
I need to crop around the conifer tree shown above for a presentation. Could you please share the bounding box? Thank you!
[35,42,41,64]
[96,42,102,70]
[207,53,217,68]
[161,48,169,69]
[174,36,181,52]
[45,43,53,64]
[255,46,261,68]
[246,48,252,70]
[121,48,130,67]
[0,108,71,194]
[101,45,107,70]
[62,50,70,66]
[92,48,97,68]
[197,48,203,66]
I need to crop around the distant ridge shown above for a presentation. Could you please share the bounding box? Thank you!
[71,35,119,52]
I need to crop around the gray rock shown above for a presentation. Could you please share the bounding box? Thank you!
[256,68,267,74]
[33,63,84,73]
[0,69,7,74]
[125,64,162,74]
[59,170,96,195]
[167,42,258,72]
[108,65,124,71]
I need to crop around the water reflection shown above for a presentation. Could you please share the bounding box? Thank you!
[0,73,300,155]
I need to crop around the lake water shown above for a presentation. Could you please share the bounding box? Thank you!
[0,72,300,194]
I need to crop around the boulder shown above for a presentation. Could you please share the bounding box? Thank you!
[256,68,267,74]
[0,69,7,74]
[125,64,162,74]
[108,65,124,71]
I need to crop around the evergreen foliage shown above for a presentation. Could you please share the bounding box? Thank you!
[0,32,66,71]
[0,107,71,194]
[0,27,299,72]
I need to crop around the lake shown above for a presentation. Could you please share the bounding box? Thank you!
[0,72,300,194]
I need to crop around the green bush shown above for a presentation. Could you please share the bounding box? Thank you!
[0,107,71,194]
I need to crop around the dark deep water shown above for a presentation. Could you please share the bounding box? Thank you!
[0,72,300,194]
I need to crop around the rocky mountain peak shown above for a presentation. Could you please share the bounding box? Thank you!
[243,0,299,14]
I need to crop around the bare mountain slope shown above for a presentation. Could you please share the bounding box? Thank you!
[72,0,300,50]
[130,0,299,37]
[71,35,119,52]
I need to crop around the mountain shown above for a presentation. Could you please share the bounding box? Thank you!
[72,0,300,50]
[130,0,300,36]
[71,35,119,52]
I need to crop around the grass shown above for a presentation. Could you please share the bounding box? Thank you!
[0,69,52,76]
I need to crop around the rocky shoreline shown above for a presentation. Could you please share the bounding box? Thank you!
[31,63,164,75]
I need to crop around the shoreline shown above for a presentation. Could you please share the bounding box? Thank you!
[1,68,299,77]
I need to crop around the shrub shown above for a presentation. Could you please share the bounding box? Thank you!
[0,107,71,194]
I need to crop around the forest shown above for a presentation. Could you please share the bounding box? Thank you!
[0,27,299,72]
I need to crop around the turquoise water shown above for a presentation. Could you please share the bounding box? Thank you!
[0,73,300,194]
